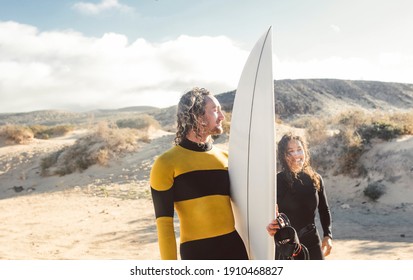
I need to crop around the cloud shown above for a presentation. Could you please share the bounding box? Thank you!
[0,21,247,113]
[72,0,134,15]
[276,55,413,84]
[379,52,402,66]
[3,20,412,114]
[276,56,369,81]
[330,24,341,33]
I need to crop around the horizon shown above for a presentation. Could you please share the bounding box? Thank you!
[1,0,413,113]
[1,77,412,115]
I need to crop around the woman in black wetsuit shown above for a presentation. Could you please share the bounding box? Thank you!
[266,133,333,259]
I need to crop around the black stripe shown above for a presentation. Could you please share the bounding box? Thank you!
[180,230,248,260]
[179,137,212,151]
[173,169,230,202]
[151,187,174,218]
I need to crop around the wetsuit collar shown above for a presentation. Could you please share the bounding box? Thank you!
[179,137,212,152]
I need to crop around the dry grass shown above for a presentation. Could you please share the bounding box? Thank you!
[292,116,329,147]
[116,114,160,131]
[40,122,144,176]
[29,124,75,139]
[0,124,34,144]
[0,124,74,144]
[222,111,231,135]
[294,109,413,177]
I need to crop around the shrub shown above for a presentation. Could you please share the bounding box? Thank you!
[334,109,371,130]
[309,116,367,176]
[330,128,366,176]
[363,181,386,201]
[303,117,329,146]
[313,109,413,176]
[357,121,403,143]
[0,124,75,144]
[0,124,34,144]
[116,114,160,130]
[388,110,413,134]
[292,109,412,177]
[41,122,139,176]
[30,124,75,139]
[222,111,231,135]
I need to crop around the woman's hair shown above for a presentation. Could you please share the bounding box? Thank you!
[277,132,321,191]
[175,87,211,145]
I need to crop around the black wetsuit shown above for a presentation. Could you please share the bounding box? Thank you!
[150,138,248,260]
[277,171,332,260]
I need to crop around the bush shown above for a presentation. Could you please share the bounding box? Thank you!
[0,124,74,144]
[30,124,75,139]
[303,117,329,146]
[0,124,34,144]
[388,111,413,134]
[41,122,138,176]
[116,114,160,130]
[330,128,366,176]
[357,121,403,143]
[334,109,371,130]
[310,109,413,177]
[363,181,386,201]
[222,111,231,134]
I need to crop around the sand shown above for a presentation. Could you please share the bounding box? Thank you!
[1,128,412,260]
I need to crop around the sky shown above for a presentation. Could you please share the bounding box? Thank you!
[1,0,413,113]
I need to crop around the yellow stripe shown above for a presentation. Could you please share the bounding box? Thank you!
[173,146,228,177]
[155,217,177,260]
[150,146,228,191]
[175,195,235,243]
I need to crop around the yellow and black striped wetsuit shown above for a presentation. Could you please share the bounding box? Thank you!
[150,138,248,260]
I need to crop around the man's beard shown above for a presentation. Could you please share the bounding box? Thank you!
[206,122,223,136]
[210,125,223,135]
[201,119,223,136]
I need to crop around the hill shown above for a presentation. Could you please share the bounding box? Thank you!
[217,79,413,119]
[0,106,158,126]
[2,79,413,127]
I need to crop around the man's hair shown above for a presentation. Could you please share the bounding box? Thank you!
[277,132,321,191]
[175,87,211,145]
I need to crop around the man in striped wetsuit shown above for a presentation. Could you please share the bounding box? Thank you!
[150,87,248,260]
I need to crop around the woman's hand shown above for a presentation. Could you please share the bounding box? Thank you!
[267,204,282,236]
[321,236,333,257]
[266,219,280,236]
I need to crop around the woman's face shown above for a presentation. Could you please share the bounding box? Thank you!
[285,139,305,173]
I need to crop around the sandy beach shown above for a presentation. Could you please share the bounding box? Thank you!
[1,128,412,260]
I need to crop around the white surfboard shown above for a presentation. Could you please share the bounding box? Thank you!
[228,27,276,260]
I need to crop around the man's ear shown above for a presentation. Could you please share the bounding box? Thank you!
[198,116,207,126]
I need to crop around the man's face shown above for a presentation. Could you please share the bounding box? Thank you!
[200,96,225,136]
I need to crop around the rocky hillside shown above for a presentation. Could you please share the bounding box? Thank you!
[1,79,412,126]
[217,79,413,119]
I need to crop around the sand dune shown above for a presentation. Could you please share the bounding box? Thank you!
[0,128,412,260]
